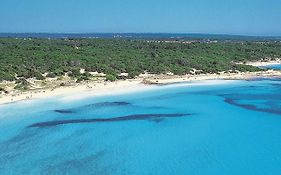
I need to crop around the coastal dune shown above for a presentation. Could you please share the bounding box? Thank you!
[0,79,148,105]
[1,68,281,105]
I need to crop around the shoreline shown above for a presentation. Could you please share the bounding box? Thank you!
[1,69,281,106]
[0,79,149,105]
[245,59,281,67]
[142,70,281,84]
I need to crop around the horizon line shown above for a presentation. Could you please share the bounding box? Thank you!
[0,32,281,38]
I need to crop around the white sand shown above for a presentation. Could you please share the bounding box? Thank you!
[143,70,281,84]
[0,79,152,105]
[245,59,281,67]
[59,80,154,102]
[1,69,281,106]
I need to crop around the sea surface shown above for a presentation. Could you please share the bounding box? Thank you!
[1,79,281,175]
[261,64,281,70]
[0,33,280,41]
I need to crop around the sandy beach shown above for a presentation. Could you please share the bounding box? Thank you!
[245,59,281,67]
[0,79,150,105]
[142,70,281,84]
[1,69,281,106]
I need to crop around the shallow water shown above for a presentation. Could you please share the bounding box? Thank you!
[1,80,281,175]
[260,64,281,70]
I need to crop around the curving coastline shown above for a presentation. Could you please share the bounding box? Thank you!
[1,67,281,105]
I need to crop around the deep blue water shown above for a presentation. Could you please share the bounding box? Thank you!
[0,33,280,41]
[1,79,281,175]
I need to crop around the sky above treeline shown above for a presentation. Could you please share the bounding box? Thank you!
[0,0,280,36]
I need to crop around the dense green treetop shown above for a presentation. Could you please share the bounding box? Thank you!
[0,38,281,81]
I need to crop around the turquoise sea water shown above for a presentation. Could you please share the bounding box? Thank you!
[1,79,281,175]
[260,64,281,70]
